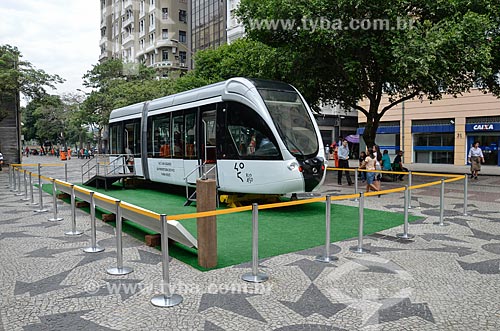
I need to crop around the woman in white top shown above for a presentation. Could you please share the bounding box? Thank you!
[364,150,379,192]
[468,141,484,180]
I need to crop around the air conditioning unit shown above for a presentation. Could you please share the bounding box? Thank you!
[172,47,177,54]
[180,62,186,67]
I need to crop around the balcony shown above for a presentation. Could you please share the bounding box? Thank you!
[122,15,134,28]
[122,33,134,45]
[100,35,108,45]
[99,51,109,61]
[151,61,173,68]
[156,39,176,48]
[123,0,133,9]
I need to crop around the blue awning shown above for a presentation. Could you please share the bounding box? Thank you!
[412,125,454,133]
[357,126,400,135]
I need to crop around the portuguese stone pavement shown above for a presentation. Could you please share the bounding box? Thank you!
[0,156,499,330]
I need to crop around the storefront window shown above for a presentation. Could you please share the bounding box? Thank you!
[414,133,454,164]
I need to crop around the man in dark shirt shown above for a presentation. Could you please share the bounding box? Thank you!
[392,150,409,181]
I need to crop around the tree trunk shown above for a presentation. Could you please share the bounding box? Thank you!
[362,100,381,149]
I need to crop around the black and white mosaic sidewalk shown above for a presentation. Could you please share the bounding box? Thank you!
[1,156,499,330]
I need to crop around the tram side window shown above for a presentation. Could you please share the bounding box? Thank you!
[185,112,196,158]
[225,102,280,159]
[109,123,123,154]
[124,120,140,155]
[151,115,171,158]
[172,114,184,157]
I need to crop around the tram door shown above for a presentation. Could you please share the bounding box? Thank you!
[201,109,217,165]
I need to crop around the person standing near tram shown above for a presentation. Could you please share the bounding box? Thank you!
[337,139,353,186]
[468,141,484,180]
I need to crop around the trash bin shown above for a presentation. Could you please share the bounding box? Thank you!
[60,151,67,161]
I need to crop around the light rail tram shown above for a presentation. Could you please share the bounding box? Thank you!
[108,77,327,195]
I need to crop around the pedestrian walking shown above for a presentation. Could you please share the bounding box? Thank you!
[337,139,352,186]
[468,141,484,180]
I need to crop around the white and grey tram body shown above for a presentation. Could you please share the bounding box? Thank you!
[108,77,327,194]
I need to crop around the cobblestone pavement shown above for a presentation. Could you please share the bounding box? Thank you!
[1,156,500,330]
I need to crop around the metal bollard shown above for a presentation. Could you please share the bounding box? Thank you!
[354,169,359,201]
[28,172,37,205]
[242,203,269,283]
[151,214,183,307]
[107,200,133,275]
[397,186,415,240]
[12,167,18,193]
[15,170,24,196]
[34,164,48,213]
[8,165,13,190]
[48,179,63,222]
[65,163,68,182]
[83,192,104,253]
[408,171,412,209]
[463,174,468,216]
[21,171,30,201]
[316,195,338,263]
[434,179,449,226]
[65,185,83,235]
[350,193,371,254]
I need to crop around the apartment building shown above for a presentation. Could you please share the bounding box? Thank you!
[99,0,190,73]
[226,0,244,43]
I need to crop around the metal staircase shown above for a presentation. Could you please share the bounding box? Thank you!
[82,154,139,190]
[183,162,218,206]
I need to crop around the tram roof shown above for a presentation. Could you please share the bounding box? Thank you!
[109,77,296,121]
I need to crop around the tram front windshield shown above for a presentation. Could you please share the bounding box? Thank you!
[258,89,319,158]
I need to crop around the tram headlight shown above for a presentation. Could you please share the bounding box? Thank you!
[287,161,299,171]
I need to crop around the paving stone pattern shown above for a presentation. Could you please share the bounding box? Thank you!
[1,156,500,330]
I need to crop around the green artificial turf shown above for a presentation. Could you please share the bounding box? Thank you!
[42,183,421,271]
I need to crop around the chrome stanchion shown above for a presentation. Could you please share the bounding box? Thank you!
[350,193,370,254]
[151,214,183,307]
[83,192,104,253]
[12,167,18,193]
[65,185,83,235]
[434,179,449,226]
[21,170,30,201]
[48,179,63,222]
[316,195,338,263]
[408,171,412,209]
[242,203,268,283]
[28,172,37,205]
[15,170,24,196]
[107,200,133,275]
[463,174,468,216]
[64,163,68,182]
[397,185,415,240]
[34,164,48,213]
[354,169,359,202]
[9,165,13,190]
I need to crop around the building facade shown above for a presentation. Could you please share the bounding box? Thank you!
[99,0,190,73]
[190,0,227,53]
[358,90,500,167]
[226,0,244,43]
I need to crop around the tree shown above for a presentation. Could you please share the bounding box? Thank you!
[81,59,175,152]
[172,39,297,96]
[237,0,499,147]
[0,45,64,103]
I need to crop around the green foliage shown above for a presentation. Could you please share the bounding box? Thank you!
[81,59,175,131]
[0,44,64,99]
[237,0,499,146]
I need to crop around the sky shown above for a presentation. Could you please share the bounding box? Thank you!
[0,0,100,99]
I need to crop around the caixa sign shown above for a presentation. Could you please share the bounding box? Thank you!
[466,123,499,132]
[473,124,494,130]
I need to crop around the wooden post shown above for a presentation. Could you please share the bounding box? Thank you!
[196,179,217,268]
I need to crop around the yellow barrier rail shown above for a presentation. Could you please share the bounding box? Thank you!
[13,163,467,224]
